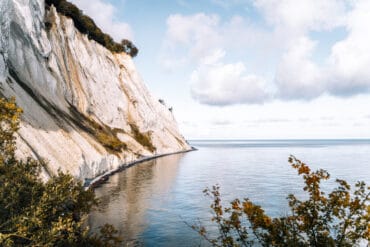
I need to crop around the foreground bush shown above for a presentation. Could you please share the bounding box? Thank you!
[194,156,370,246]
[0,97,121,246]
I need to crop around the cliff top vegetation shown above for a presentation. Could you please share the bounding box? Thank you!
[45,0,138,57]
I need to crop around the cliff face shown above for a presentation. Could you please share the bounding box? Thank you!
[0,0,190,181]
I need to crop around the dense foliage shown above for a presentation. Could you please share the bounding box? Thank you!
[194,156,370,246]
[45,0,138,57]
[0,97,121,246]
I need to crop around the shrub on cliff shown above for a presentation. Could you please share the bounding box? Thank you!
[121,39,138,57]
[0,97,121,246]
[193,156,370,246]
[45,0,139,57]
[57,0,80,20]
[129,123,156,153]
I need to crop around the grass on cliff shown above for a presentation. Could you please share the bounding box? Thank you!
[129,123,156,153]
[68,106,127,153]
[96,131,127,152]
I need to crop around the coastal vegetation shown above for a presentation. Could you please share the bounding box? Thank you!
[193,156,370,246]
[129,123,156,153]
[45,0,138,57]
[1,97,368,246]
[68,106,127,153]
[0,97,121,246]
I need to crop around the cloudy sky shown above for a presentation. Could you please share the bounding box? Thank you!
[70,0,370,139]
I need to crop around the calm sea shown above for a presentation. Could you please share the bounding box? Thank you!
[88,139,370,246]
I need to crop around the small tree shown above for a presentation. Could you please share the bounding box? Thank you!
[193,156,370,246]
[121,39,139,57]
[0,97,122,246]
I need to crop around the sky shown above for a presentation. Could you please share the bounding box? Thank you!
[69,0,370,140]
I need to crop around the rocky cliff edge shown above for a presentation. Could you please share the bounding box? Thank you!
[0,0,191,181]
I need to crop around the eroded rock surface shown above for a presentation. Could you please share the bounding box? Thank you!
[0,0,190,181]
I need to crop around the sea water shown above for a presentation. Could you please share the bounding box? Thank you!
[89,139,370,246]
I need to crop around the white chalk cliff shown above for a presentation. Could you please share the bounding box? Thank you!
[0,0,190,182]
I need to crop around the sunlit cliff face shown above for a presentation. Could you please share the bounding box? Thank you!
[0,0,190,181]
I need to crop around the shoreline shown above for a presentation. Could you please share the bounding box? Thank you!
[86,147,197,189]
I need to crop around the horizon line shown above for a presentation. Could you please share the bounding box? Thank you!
[188,138,370,141]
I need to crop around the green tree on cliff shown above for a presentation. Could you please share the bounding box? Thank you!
[121,39,139,57]
[45,0,139,57]
[0,96,121,246]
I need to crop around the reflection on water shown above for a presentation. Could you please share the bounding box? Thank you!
[88,154,186,245]
[89,140,370,246]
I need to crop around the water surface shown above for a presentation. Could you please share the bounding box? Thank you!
[89,139,370,246]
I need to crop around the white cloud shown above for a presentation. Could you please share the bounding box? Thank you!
[274,0,370,99]
[162,0,370,106]
[191,50,270,105]
[161,13,270,70]
[275,36,324,99]
[166,13,220,48]
[161,13,222,69]
[69,0,133,41]
[199,49,226,65]
[326,0,370,96]
[253,0,347,32]
[161,13,274,105]
[211,119,233,126]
